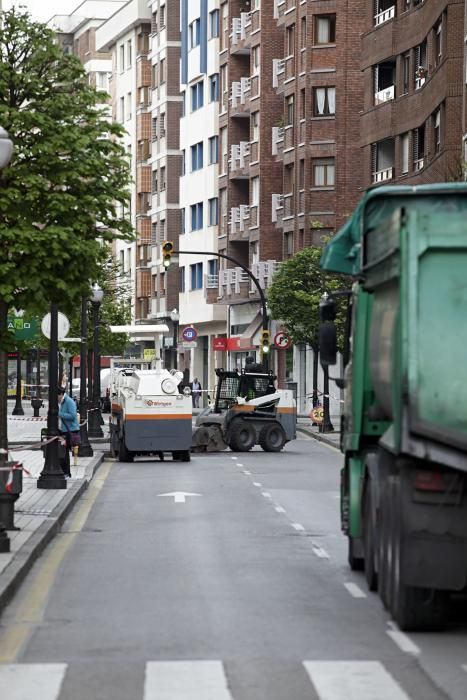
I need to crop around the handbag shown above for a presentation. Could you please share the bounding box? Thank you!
[63,419,81,448]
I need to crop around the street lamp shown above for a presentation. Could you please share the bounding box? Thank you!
[170,308,179,370]
[12,310,24,415]
[319,292,335,434]
[78,296,93,456]
[37,303,67,489]
[87,283,104,439]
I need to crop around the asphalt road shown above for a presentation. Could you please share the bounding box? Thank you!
[0,437,466,699]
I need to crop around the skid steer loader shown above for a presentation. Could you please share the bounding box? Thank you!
[191,368,296,452]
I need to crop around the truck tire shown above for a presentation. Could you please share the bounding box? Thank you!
[363,485,378,592]
[259,423,286,452]
[172,450,191,462]
[347,536,364,571]
[378,476,392,610]
[228,420,256,452]
[389,474,447,631]
[118,435,134,462]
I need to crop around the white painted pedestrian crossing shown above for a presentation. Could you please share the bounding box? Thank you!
[303,661,411,700]
[0,663,67,700]
[144,660,233,700]
[0,658,441,699]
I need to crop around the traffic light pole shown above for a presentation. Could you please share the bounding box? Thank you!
[170,248,269,370]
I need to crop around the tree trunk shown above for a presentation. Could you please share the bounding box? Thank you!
[0,300,9,466]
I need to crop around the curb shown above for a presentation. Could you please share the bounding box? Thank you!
[0,452,104,615]
[297,426,341,450]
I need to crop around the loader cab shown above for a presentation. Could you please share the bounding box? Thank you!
[213,368,276,412]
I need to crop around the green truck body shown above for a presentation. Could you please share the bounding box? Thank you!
[321,184,467,631]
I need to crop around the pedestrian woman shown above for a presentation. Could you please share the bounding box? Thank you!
[191,377,202,408]
[58,386,80,478]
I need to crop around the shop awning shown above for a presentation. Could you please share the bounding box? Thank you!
[238,312,263,350]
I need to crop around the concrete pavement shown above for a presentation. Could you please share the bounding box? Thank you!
[0,401,105,613]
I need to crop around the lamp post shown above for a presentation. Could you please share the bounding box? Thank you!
[87,283,104,439]
[12,348,24,415]
[37,302,67,489]
[78,296,93,456]
[319,292,334,434]
[170,308,179,370]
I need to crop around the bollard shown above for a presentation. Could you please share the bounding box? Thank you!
[0,463,23,530]
[31,397,43,417]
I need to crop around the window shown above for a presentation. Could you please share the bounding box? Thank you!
[189,18,201,48]
[160,166,166,190]
[190,262,203,290]
[313,87,336,116]
[434,20,442,67]
[151,222,158,244]
[402,54,410,95]
[401,133,409,174]
[413,125,425,168]
[252,46,260,75]
[191,141,204,171]
[181,208,185,234]
[152,116,158,141]
[152,169,158,193]
[314,15,336,44]
[181,91,186,116]
[300,17,306,50]
[220,127,227,173]
[160,4,165,28]
[433,108,441,154]
[210,9,220,38]
[191,80,204,111]
[251,176,259,206]
[97,72,109,90]
[119,96,125,122]
[191,202,203,230]
[252,111,259,141]
[209,74,219,102]
[180,267,185,292]
[160,112,166,137]
[313,159,335,187]
[220,64,227,111]
[127,40,132,69]
[119,44,125,72]
[126,92,132,120]
[209,197,218,225]
[286,95,294,126]
[181,149,185,175]
[160,58,166,84]
[209,135,219,164]
[220,3,228,51]
[285,163,294,193]
[286,25,295,57]
[284,232,294,259]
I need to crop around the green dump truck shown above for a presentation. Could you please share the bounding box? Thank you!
[320,184,467,631]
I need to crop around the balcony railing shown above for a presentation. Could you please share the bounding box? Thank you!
[219,268,250,296]
[272,193,283,224]
[206,274,218,289]
[283,193,294,218]
[251,261,282,291]
[230,141,251,174]
[272,126,284,156]
[374,84,394,105]
[231,12,251,46]
[373,167,394,183]
[229,205,250,234]
[230,77,251,112]
[272,59,285,89]
[413,157,424,172]
[375,5,395,26]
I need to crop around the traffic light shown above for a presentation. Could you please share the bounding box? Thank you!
[162,241,174,269]
[260,329,270,354]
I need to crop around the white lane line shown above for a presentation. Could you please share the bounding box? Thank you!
[292,522,305,531]
[145,660,233,700]
[0,664,67,700]
[275,506,286,513]
[343,582,367,599]
[253,482,262,487]
[311,544,330,559]
[303,661,411,700]
[387,622,420,656]
[236,463,244,467]
[261,491,272,499]
[243,470,251,475]
[231,456,237,460]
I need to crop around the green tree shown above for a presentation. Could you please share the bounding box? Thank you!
[0,9,133,460]
[268,246,348,407]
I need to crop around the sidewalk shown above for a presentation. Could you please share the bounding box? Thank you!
[0,401,106,614]
[296,416,341,450]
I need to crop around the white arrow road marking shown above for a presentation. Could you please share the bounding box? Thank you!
[157,492,202,504]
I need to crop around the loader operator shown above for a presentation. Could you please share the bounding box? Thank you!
[239,355,267,400]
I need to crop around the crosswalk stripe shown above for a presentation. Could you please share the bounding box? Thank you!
[303,661,411,700]
[0,663,67,700]
[144,660,233,700]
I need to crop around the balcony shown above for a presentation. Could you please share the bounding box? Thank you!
[229,205,250,240]
[373,167,394,183]
[218,267,251,302]
[230,141,251,179]
[374,3,395,27]
[230,13,251,54]
[272,193,283,227]
[204,274,219,304]
[276,0,296,25]
[230,78,251,117]
[272,58,285,91]
[283,125,295,151]
[251,261,281,292]
[374,84,394,105]
[272,126,284,157]
[282,193,294,219]
[413,157,424,172]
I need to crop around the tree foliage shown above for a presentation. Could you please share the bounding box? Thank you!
[268,246,349,350]
[0,8,133,321]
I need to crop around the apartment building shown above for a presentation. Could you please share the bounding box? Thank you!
[362,0,464,186]
[179,1,227,392]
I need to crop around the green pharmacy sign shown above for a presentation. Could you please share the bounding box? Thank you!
[7,317,39,341]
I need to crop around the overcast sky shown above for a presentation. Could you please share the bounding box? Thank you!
[3,0,79,23]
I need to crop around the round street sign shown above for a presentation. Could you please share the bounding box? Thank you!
[41,312,70,340]
[274,331,292,350]
[182,326,197,342]
[310,405,324,424]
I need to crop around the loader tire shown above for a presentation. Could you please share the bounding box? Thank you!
[228,420,255,452]
[259,423,286,452]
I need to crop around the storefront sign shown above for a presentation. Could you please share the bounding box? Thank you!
[212,337,227,351]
